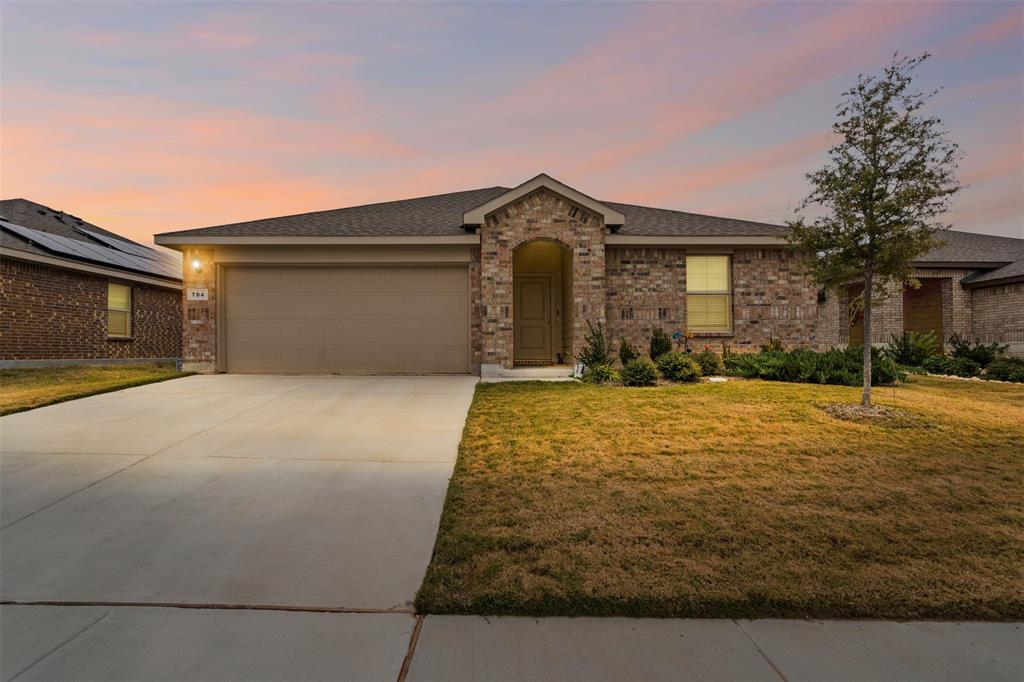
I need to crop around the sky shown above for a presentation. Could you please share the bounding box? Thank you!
[1,1,1022,246]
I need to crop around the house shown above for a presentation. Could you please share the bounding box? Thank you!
[1,198,183,367]
[817,229,1024,356]
[153,173,1023,375]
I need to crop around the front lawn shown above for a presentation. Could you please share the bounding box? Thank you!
[0,363,190,416]
[417,376,1024,620]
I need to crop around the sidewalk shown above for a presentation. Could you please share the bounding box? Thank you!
[3,605,1020,681]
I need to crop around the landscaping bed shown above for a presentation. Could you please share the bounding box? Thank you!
[417,376,1024,620]
[0,363,190,415]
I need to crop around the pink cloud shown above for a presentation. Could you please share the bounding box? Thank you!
[615,132,832,206]
[947,5,1024,57]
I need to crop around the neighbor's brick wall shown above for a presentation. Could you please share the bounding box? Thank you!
[0,257,181,360]
[971,282,1024,350]
[180,248,217,372]
[480,189,606,368]
[830,268,978,349]
[605,247,819,354]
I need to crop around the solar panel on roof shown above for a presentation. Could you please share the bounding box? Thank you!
[1,220,179,280]
[76,227,174,265]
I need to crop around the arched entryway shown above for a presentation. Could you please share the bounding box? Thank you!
[512,240,573,365]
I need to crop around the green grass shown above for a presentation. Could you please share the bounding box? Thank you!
[0,363,191,416]
[416,376,1024,620]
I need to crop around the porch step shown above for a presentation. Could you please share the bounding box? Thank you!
[480,364,577,381]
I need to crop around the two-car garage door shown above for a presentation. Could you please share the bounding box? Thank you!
[223,266,469,374]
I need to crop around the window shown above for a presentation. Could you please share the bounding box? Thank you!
[108,283,132,337]
[686,255,731,332]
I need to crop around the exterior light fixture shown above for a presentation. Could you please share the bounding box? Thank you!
[191,258,202,272]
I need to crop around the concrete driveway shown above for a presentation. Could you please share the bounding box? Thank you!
[0,374,476,680]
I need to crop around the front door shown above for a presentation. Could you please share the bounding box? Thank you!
[514,276,551,363]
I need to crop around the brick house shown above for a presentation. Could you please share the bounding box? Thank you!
[817,230,1024,356]
[1,199,182,367]
[153,174,1022,375]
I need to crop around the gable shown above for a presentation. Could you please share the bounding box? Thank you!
[462,173,625,229]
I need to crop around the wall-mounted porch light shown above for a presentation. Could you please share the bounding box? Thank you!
[190,258,203,273]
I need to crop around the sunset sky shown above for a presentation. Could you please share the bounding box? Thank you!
[2,1,1022,245]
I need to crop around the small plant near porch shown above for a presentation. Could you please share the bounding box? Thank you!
[787,53,962,409]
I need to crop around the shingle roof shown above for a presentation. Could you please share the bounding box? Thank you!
[0,198,181,281]
[158,187,511,238]
[0,198,130,244]
[914,229,1024,265]
[156,186,790,238]
[961,257,1024,286]
[151,185,1022,284]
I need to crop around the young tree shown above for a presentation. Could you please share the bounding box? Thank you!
[788,53,962,407]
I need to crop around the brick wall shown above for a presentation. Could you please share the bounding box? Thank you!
[469,246,483,372]
[606,246,819,354]
[823,268,981,350]
[479,189,606,368]
[180,248,216,372]
[0,257,181,361]
[971,282,1024,354]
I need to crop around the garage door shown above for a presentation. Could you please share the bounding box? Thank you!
[223,266,469,374]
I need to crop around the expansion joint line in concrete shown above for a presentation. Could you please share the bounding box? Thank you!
[0,600,415,616]
[397,614,425,682]
[732,618,789,682]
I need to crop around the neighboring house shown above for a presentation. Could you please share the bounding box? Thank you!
[817,230,1024,356]
[1,198,183,367]
[153,173,1023,375]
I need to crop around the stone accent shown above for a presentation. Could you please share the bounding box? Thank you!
[606,247,819,355]
[180,248,217,372]
[479,189,605,368]
[970,281,1024,355]
[0,257,181,361]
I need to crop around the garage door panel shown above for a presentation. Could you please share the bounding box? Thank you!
[224,266,469,374]
[228,291,469,319]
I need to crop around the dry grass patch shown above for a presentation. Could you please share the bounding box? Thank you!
[0,363,190,415]
[417,376,1024,620]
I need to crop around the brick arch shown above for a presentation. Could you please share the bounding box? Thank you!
[478,188,607,369]
[511,235,573,253]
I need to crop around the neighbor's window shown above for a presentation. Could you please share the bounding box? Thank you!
[108,283,132,337]
[686,255,731,332]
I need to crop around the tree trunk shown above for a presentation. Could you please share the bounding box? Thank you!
[861,271,873,407]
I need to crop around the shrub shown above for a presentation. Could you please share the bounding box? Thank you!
[948,334,1007,368]
[949,357,981,377]
[884,330,938,367]
[922,355,953,375]
[621,358,658,386]
[649,328,673,360]
[922,354,981,377]
[693,349,723,376]
[577,320,610,369]
[723,347,903,386]
[986,357,1024,383]
[760,337,784,353]
[582,364,620,385]
[655,352,702,382]
[618,340,640,366]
